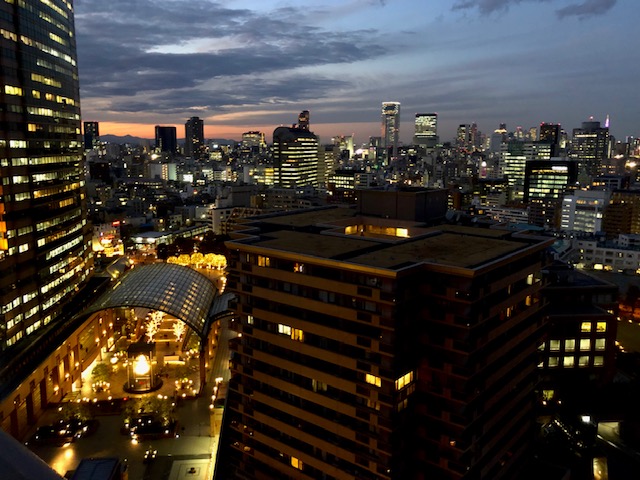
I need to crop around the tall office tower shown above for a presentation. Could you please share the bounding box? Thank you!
[381,102,400,161]
[241,131,266,151]
[457,124,470,149]
[273,125,319,189]
[528,127,538,141]
[524,159,578,227]
[500,141,552,202]
[83,121,100,150]
[298,110,310,131]
[570,119,610,177]
[220,198,553,479]
[154,125,178,154]
[332,135,355,160]
[413,113,438,147]
[539,123,561,156]
[184,116,204,158]
[0,0,92,349]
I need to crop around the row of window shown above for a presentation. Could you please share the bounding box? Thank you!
[542,338,606,352]
[543,356,605,368]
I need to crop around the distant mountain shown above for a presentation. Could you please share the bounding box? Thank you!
[101,134,151,145]
[100,134,238,146]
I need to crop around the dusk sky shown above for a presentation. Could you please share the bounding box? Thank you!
[75,0,638,145]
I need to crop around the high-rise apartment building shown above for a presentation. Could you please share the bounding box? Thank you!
[570,120,610,178]
[413,113,438,147]
[83,121,100,150]
[0,0,92,349]
[154,125,178,154]
[381,102,400,161]
[220,197,553,479]
[273,125,319,189]
[184,116,204,158]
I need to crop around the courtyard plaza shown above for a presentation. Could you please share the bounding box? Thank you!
[25,316,235,480]
[21,262,234,480]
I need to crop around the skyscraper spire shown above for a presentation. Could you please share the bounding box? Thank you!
[605,114,610,129]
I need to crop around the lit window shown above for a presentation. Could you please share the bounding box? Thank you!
[291,457,303,470]
[365,373,381,387]
[527,274,534,285]
[595,338,605,351]
[596,322,607,332]
[549,357,559,367]
[538,342,545,351]
[395,371,414,390]
[563,357,575,368]
[294,262,305,273]
[549,340,560,351]
[581,322,592,332]
[257,255,270,267]
[312,379,327,392]
[291,328,304,342]
[580,339,591,351]
[247,315,254,325]
[565,339,575,351]
[278,324,291,336]
[579,356,590,367]
[594,356,604,366]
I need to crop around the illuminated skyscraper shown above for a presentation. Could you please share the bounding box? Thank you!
[83,121,100,150]
[241,131,266,151]
[184,116,204,158]
[570,119,610,177]
[0,0,92,349]
[381,102,400,161]
[413,113,438,147]
[273,125,319,189]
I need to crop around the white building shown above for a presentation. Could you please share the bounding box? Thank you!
[575,235,640,273]
[560,189,610,234]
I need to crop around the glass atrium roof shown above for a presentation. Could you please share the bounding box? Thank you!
[85,263,218,338]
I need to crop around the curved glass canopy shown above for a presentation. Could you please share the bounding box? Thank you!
[85,263,223,339]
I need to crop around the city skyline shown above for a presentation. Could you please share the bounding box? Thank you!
[75,0,638,143]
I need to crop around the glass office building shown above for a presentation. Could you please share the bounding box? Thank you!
[0,0,92,349]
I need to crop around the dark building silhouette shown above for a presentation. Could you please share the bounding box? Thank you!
[83,121,100,150]
[539,122,561,156]
[155,125,178,154]
[185,116,204,158]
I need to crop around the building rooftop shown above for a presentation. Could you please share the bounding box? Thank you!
[229,207,553,273]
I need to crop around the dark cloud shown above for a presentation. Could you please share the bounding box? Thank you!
[75,0,385,111]
[451,0,616,17]
[451,0,550,15]
[556,0,617,18]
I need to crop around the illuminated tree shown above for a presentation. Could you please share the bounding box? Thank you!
[191,252,204,267]
[173,321,186,342]
[145,311,164,342]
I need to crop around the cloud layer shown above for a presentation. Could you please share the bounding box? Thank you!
[74,0,633,142]
[452,0,616,17]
